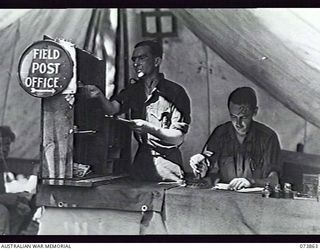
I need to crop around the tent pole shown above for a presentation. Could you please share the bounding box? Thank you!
[121,8,130,90]
[203,44,211,135]
[119,8,132,165]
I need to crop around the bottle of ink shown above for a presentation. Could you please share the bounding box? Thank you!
[283,183,293,199]
[273,184,282,198]
[262,182,272,198]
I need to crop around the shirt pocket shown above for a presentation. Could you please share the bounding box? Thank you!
[147,105,172,128]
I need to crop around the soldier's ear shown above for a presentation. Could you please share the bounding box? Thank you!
[154,57,162,67]
[253,106,258,116]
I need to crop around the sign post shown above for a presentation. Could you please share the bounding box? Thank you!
[18,39,76,183]
[18,40,74,98]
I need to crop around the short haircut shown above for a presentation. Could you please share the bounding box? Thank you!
[134,40,163,58]
[228,87,257,110]
[0,126,15,142]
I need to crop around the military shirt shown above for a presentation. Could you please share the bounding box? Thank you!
[113,73,191,181]
[114,73,191,151]
[202,121,281,183]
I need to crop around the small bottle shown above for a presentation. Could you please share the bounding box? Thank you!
[273,184,282,198]
[262,182,272,198]
[283,182,293,199]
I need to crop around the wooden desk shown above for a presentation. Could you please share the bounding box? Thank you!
[37,181,320,235]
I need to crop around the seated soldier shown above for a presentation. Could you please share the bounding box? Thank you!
[0,126,38,235]
[190,87,281,190]
[0,126,16,193]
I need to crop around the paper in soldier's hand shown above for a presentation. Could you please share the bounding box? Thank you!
[117,117,136,125]
[105,115,135,125]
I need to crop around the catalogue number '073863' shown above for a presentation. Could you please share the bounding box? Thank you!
[300,244,318,248]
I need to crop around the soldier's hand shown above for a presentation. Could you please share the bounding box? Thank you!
[228,178,251,190]
[130,119,154,134]
[155,157,184,182]
[189,154,208,178]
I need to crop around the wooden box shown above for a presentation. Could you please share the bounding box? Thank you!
[40,44,130,186]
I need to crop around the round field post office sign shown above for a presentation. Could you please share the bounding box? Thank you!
[18,40,74,98]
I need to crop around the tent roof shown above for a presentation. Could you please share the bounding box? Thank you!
[0,10,31,29]
[174,8,320,128]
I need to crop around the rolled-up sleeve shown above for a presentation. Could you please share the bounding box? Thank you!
[112,88,131,115]
[170,105,190,134]
[169,87,191,134]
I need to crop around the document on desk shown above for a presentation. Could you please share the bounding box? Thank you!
[236,187,263,193]
[212,183,263,193]
[211,183,229,190]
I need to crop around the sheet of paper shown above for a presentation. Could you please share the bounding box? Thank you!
[236,187,263,193]
[211,183,263,193]
[105,115,135,125]
[116,117,135,124]
[211,183,229,190]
